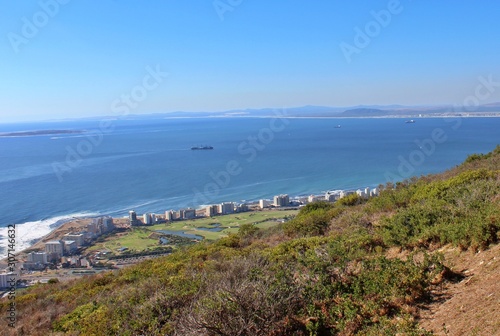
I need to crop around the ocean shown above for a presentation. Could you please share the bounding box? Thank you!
[1,116,500,253]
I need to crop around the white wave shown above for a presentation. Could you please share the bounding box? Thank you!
[49,134,94,140]
[60,135,90,139]
[0,212,99,253]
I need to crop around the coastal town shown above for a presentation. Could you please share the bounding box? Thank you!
[0,187,379,292]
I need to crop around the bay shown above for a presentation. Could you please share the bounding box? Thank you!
[1,116,499,252]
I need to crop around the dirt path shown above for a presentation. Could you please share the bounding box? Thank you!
[419,244,500,335]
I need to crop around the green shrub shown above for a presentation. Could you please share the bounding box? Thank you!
[336,193,363,206]
[283,202,345,237]
[299,201,333,214]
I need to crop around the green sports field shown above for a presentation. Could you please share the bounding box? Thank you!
[87,209,298,253]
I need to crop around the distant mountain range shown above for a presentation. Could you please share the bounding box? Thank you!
[61,103,500,122]
[339,103,500,117]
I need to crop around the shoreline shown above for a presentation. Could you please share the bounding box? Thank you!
[0,207,292,267]
[162,114,500,120]
[1,183,379,252]
[3,114,500,126]
[0,185,373,261]
[0,217,129,267]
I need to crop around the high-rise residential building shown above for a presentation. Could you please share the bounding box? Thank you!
[259,199,270,209]
[180,209,196,219]
[129,211,138,226]
[274,194,290,207]
[364,187,371,196]
[102,216,114,232]
[143,213,153,225]
[45,241,63,260]
[24,252,48,270]
[325,190,342,202]
[219,202,235,215]
[86,222,99,236]
[27,252,47,264]
[0,273,16,289]
[236,203,249,212]
[63,240,77,254]
[165,210,174,221]
[62,233,85,246]
[206,205,218,217]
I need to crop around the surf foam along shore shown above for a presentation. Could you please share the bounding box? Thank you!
[0,212,99,254]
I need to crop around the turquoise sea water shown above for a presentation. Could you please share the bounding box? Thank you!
[1,116,499,251]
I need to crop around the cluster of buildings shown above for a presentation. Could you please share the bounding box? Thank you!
[258,194,291,208]
[8,187,381,278]
[324,187,379,202]
[22,216,114,270]
[129,202,250,226]
[259,187,379,209]
[128,187,380,227]
[129,211,168,225]
[129,211,163,226]
[206,202,248,216]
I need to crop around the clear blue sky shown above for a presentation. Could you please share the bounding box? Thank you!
[1,0,499,122]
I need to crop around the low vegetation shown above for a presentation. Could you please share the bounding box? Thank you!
[3,145,499,335]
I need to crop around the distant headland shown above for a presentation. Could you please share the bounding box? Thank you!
[94,103,500,120]
[0,130,85,137]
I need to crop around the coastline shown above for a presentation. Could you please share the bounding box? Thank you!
[0,217,130,267]
[0,213,100,255]
[2,118,498,263]
[162,114,500,120]
[0,182,380,258]
[26,218,94,252]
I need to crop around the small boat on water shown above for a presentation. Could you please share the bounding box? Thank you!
[191,145,214,150]
[405,120,415,123]
[334,125,341,128]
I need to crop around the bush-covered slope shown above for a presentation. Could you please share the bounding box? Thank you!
[3,145,499,336]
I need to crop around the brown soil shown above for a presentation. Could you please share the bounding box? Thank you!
[419,244,500,335]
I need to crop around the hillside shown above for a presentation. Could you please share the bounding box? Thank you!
[340,108,389,117]
[2,146,499,336]
[419,243,500,335]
